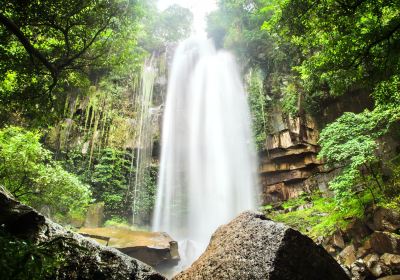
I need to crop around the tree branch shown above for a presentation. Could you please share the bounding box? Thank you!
[0,13,58,77]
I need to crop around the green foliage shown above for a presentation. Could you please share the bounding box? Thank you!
[0,229,64,280]
[280,194,308,210]
[156,4,193,42]
[269,0,400,97]
[104,216,130,228]
[89,148,132,220]
[267,191,371,239]
[0,126,91,222]
[373,74,400,108]
[280,80,299,116]
[208,0,303,140]
[0,0,146,126]
[139,3,193,51]
[319,105,400,203]
[207,0,294,73]
[246,68,269,150]
[133,164,158,225]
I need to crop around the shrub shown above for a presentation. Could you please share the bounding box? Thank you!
[0,126,92,222]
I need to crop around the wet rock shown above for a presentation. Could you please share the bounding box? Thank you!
[0,189,165,280]
[339,245,357,267]
[373,207,400,232]
[370,231,400,254]
[79,227,180,268]
[174,211,349,280]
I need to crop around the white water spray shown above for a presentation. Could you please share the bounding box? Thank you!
[153,38,258,270]
[132,58,158,226]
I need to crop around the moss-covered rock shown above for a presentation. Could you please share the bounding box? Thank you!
[0,188,165,280]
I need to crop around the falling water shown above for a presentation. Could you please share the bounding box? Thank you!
[153,38,258,270]
[132,58,158,225]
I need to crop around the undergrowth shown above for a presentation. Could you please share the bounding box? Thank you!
[263,191,375,239]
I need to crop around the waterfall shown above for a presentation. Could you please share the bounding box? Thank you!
[153,38,258,270]
[132,58,158,225]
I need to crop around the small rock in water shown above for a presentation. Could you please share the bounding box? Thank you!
[174,211,349,280]
[79,227,180,268]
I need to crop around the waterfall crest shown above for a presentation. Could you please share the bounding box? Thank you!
[153,37,258,269]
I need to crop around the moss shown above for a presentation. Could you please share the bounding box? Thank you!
[266,191,373,240]
[104,217,131,228]
[0,229,65,280]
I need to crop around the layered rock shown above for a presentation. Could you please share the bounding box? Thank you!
[260,108,326,204]
[79,227,180,268]
[0,188,166,280]
[174,211,349,280]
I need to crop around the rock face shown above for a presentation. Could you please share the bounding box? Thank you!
[0,188,166,280]
[174,211,349,280]
[79,227,180,268]
[260,108,327,204]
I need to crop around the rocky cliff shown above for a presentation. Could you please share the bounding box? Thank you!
[260,106,328,204]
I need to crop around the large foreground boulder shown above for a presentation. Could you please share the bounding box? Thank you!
[174,211,349,280]
[0,188,165,280]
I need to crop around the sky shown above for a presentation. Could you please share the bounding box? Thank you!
[157,0,218,36]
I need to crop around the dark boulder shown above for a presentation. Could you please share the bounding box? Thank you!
[174,211,349,280]
[370,231,400,255]
[373,207,400,232]
[0,188,166,280]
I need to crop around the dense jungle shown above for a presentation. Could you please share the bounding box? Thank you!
[1,0,400,279]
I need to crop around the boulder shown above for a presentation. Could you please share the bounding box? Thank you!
[373,207,400,232]
[363,254,390,278]
[326,244,338,255]
[174,211,349,280]
[339,245,357,267]
[79,227,180,267]
[344,219,372,246]
[356,246,371,259]
[330,230,346,250]
[0,189,165,280]
[381,253,400,270]
[363,253,379,268]
[369,262,390,278]
[370,231,400,254]
[349,260,373,280]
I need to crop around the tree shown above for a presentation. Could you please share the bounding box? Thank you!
[0,126,92,221]
[0,0,143,125]
[268,0,400,99]
[318,102,400,204]
[140,4,193,51]
[91,148,131,219]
